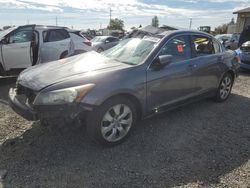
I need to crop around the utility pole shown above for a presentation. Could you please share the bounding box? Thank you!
[109,8,112,27]
[189,18,192,30]
[56,16,58,26]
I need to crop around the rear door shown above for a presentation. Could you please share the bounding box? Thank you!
[190,35,223,93]
[2,25,35,70]
[40,29,71,63]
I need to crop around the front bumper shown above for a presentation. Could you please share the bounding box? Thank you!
[9,88,94,121]
[9,88,38,121]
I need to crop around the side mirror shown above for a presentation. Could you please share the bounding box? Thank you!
[105,40,110,43]
[159,55,173,66]
[152,55,173,70]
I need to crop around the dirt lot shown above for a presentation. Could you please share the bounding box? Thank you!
[0,73,249,188]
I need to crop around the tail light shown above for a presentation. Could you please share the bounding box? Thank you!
[83,41,91,46]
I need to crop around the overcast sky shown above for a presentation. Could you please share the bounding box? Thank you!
[0,0,249,30]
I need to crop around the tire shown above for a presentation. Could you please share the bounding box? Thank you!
[0,64,6,76]
[97,48,104,53]
[214,73,233,102]
[86,97,137,146]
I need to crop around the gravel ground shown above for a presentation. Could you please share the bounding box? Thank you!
[0,73,249,188]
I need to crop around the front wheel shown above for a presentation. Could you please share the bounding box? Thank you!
[86,97,137,146]
[214,73,233,102]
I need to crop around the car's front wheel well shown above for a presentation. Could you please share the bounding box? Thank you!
[102,94,142,120]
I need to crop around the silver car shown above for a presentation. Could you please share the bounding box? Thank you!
[9,30,240,146]
[91,36,119,53]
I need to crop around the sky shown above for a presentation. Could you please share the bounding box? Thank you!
[0,0,249,30]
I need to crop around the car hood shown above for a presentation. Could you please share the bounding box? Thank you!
[18,51,126,91]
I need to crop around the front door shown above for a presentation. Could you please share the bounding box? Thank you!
[146,35,197,112]
[2,25,35,70]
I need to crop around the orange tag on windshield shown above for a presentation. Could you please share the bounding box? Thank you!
[177,45,184,53]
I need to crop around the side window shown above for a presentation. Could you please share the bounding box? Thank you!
[159,35,192,63]
[44,29,70,42]
[8,27,33,44]
[106,37,112,42]
[193,35,215,56]
[213,40,221,54]
[109,37,118,42]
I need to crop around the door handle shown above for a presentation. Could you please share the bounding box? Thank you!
[188,64,197,69]
[20,46,27,48]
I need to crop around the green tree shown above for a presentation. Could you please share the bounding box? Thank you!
[108,18,124,31]
[151,16,159,27]
[214,23,229,34]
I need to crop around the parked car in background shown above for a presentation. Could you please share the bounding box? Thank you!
[80,30,96,40]
[238,41,250,70]
[235,26,250,70]
[91,36,119,52]
[9,30,239,146]
[0,25,90,76]
[215,33,240,50]
[67,29,92,55]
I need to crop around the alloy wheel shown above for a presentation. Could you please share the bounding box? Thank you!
[220,76,232,100]
[101,104,133,142]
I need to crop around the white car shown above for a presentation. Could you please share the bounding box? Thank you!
[0,25,90,76]
[67,29,92,55]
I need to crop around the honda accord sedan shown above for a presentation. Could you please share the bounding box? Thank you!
[9,30,239,146]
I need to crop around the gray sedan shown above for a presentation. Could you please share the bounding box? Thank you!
[91,36,119,52]
[9,30,239,146]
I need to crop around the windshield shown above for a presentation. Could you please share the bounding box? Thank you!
[102,37,158,65]
[91,36,106,42]
[0,27,17,39]
[215,34,231,42]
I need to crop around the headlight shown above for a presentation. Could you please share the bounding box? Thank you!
[34,84,95,105]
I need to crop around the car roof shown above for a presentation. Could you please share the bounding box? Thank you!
[94,36,118,39]
[157,29,214,40]
[35,25,68,30]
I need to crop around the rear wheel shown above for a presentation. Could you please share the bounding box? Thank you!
[60,51,69,59]
[214,73,233,102]
[97,48,104,53]
[86,97,136,146]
